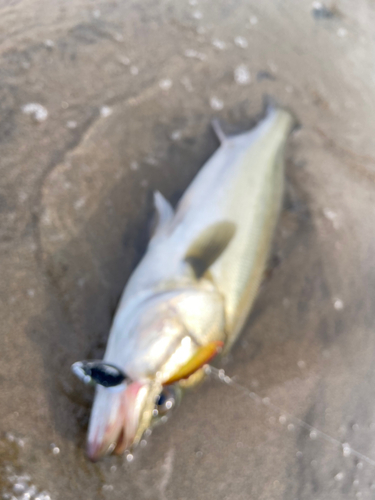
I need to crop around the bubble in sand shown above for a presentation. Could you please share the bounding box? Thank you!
[13,483,26,494]
[74,197,86,210]
[159,79,173,91]
[337,27,348,38]
[170,130,182,141]
[100,106,113,118]
[310,430,318,439]
[22,103,48,122]
[102,484,114,492]
[192,10,203,19]
[312,2,334,19]
[334,472,344,481]
[145,156,158,166]
[118,56,130,66]
[234,36,248,48]
[342,443,351,457]
[38,493,52,500]
[234,64,251,85]
[323,208,337,219]
[44,39,55,48]
[210,96,224,110]
[212,39,226,50]
[334,299,344,310]
[184,49,206,61]
[25,485,38,497]
[6,433,16,443]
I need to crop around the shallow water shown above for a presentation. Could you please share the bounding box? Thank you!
[2,0,375,498]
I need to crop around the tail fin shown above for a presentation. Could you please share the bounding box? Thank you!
[263,94,300,132]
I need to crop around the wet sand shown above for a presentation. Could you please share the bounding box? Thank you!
[1,0,375,498]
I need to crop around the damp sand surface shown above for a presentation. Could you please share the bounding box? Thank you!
[1,1,375,499]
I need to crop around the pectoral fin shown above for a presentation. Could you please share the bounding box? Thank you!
[163,340,224,385]
[185,221,236,278]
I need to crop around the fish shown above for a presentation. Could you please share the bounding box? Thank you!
[72,103,296,461]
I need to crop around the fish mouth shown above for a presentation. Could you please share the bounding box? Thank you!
[86,381,148,461]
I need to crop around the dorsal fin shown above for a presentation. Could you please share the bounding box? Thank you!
[184,221,236,278]
[211,119,227,144]
[151,191,174,237]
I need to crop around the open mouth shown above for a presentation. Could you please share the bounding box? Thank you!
[86,380,181,460]
[86,381,146,461]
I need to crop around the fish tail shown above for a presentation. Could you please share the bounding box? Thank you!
[263,94,300,132]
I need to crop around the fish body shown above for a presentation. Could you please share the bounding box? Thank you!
[83,105,295,460]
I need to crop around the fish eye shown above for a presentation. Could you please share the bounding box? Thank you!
[154,386,177,417]
[71,361,126,388]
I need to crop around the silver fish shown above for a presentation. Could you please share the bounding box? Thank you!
[74,104,295,460]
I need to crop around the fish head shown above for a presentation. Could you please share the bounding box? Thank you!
[85,375,181,461]
[80,286,225,460]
